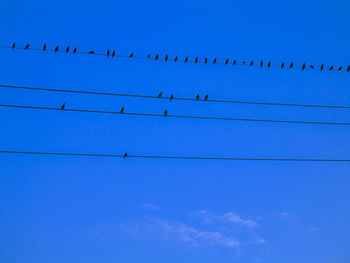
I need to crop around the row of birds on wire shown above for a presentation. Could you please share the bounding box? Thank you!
[5,42,350,72]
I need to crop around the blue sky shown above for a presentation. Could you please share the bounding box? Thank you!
[0,0,350,262]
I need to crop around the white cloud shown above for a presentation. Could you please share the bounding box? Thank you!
[276,212,299,225]
[222,212,259,228]
[141,203,161,210]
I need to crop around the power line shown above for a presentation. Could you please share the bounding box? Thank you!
[1,103,349,126]
[1,43,349,73]
[1,84,349,109]
[0,150,349,162]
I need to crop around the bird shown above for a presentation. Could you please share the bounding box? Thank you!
[302,63,306,70]
[170,94,174,101]
[184,56,188,63]
[89,51,95,54]
[55,46,59,52]
[320,64,324,71]
[147,54,151,58]
[289,62,293,69]
[329,66,334,71]
[112,50,116,57]
[155,54,159,61]
[281,62,285,69]
[73,48,77,54]
[196,94,200,100]
[213,58,217,64]
[158,92,162,98]
[233,60,237,65]
[225,58,229,65]
[195,57,198,64]
[106,49,110,57]
[310,65,315,69]
[204,94,208,101]
[242,61,246,65]
[65,46,69,53]
[338,66,343,71]
[165,54,168,62]
[267,61,271,68]
[43,44,46,51]
[164,109,168,117]
[120,107,124,114]
[60,103,66,110]
[129,52,134,58]
[204,58,208,64]
[347,65,350,72]
[249,61,253,67]
[123,152,128,158]
[260,60,263,67]
[11,42,15,49]
[24,44,30,50]
[174,56,178,62]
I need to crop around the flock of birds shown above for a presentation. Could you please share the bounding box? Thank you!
[9,42,350,72]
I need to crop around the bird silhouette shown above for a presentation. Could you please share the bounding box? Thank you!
[89,51,95,54]
[147,54,151,58]
[310,65,315,69]
[170,94,174,101]
[204,58,208,64]
[281,62,285,69]
[129,52,134,58]
[329,66,334,71]
[184,56,188,63]
[66,46,70,53]
[338,66,343,71]
[165,54,168,62]
[120,107,124,114]
[249,61,253,67]
[73,48,77,54]
[347,65,350,72]
[213,58,217,64]
[24,44,30,50]
[302,63,306,70]
[233,60,237,65]
[267,62,271,68]
[225,58,229,65]
[195,57,198,64]
[320,64,324,71]
[260,60,263,67]
[242,61,246,64]
[289,62,293,69]
[123,152,128,158]
[174,56,178,62]
[106,49,110,57]
[43,44,46,51]
[196,94,200,100]
[204,94,208,101]
[155,54,159,61]
[164,109,168,117]
[60,103,66,110]
[55,46,59,52]
[112,50,115,57]
[12,42,15,49]
[158,92,162,98]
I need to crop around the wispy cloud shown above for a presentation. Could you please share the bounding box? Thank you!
[141,203,161,210]
[222,212,259,228]
[276,212,299,225]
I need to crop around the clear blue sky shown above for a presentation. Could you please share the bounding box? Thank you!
[1,0,350,262]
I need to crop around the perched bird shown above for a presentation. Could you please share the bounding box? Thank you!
[302,63,306,70]
[281,62,285,69]
[11,42,15,49]
[164,109,168,117]
[204,94,208,101]
[43,44,46,51]
[213,58,217,64]
[320,64,324,71]
[89,51,95,54]
[184,56,188,63]
[174,56,178,62]
[204,58,208,64]
[129,52,134,57]
[73,48,77,54]
[123,152,128,158]
[338,66,343,71]
[169,94,174,101]
[329,66,334,71]
[233,60,237,65]
[55,46,59,52]
[196,94,200,100]
[147,54,151,58]
[158,92,163,98]
[242,61,246,65]
[249,61,253,67]
[260,60,263,67]
[66,46,70,53]
[165,54,168,62]
[347,65,350,72]
[267,61,271,68]
[106,49,110,57]
[24,44,30,50]
[225,58,229,65]
[120,107,124,114]
[289,62,293,69]
[155,54,159,61]
[195,57,198,64]
[60,103,66,110]
[310,65,315,69]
